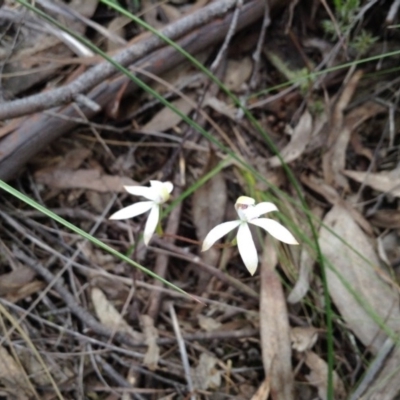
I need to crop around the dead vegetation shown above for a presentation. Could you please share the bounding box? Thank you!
[1,0,400,399]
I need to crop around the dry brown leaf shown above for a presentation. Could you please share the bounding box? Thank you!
[204,96,237,120]
[287,247,314,304]
[78,241,115,270]
[260,237,294,400]
[106,15,130,52]
[224,58,253,91]
[198,314,222,332]
[327,101,384,190]
[300,173,373,235]
[142,96,195,132]
[268,110,313,167]
[141,0,164,28]
[319,205,400,353]
[322,71,363,188]
[159,3,182,22]
[58,148,91,169]
[35,168,136,192]
[288,205,323,304]
[85,191,113,213]
[140,315,160,371]
[344,169,400,198]
[370,209,400,229]
[18,348,74,387]
[250,378,270,400]
[91,287,143,341]
[0,266,36,297]
[305,351,346,400]
[290,327,318,352]
[191,353,221,390]
[6,281,45,304]
[0,345,34,399]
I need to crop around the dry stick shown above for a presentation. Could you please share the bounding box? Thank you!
[249,0,270,89]
[0,0,276,181]
[147,188,182,319]
[0,0,240,120]
[169,303,195,400]
[210,0,242,72]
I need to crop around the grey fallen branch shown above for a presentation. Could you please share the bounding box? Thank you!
[0,0,289,181]
[0,0,240,120]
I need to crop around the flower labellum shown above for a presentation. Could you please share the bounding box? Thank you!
[110,180,173,245]
[202,196,298,275]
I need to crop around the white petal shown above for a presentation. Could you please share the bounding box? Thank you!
[143,204,160,245]
[253,202,278,218]
[235,196,256,207]
[124,185,158,201]
[237,223,258,275]
[109,201,153,220]
[201,221,241,251]
[249,218,298,244]
[150,180,173,194]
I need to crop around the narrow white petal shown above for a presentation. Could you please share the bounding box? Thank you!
[143,204,160,245]
[124,185,158,201]
[253,202,278,218]
[249,218,298,244]
[237,223,258,275]
[202,221,241,251]
[109,201,153,220]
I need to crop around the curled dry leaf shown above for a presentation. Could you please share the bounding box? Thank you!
[0,266,36,297]
[319,205,400,353]
[140,315,160,371]
[305,351,346,400]
[198,314,222,332]
[224,57,253,91]
[288,205,323,304]
[250,378,270,400]
[290,327,319,352]
[322,71,363,188]
[91,287,143,342]
[204,96,237,120]
[191,353,221,390]
[325,99,385,188]
[0,345,34,400]
[259,237,293,400]
[142,95,195,132]
[268,110,313,167]
[344,169,400,198]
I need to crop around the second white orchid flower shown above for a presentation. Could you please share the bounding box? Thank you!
[202,196,298,275]
[110,180,173,245]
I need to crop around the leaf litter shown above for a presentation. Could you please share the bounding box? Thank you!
[2,1,400,399]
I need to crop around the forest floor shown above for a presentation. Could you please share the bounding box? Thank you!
[1,0,400,399]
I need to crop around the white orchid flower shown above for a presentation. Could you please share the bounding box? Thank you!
[110,180,173,245]
[202,196,298,275]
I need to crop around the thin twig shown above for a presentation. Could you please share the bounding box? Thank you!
[249,0,270,89]
[169,303,195,400]
[210,0,242,72]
